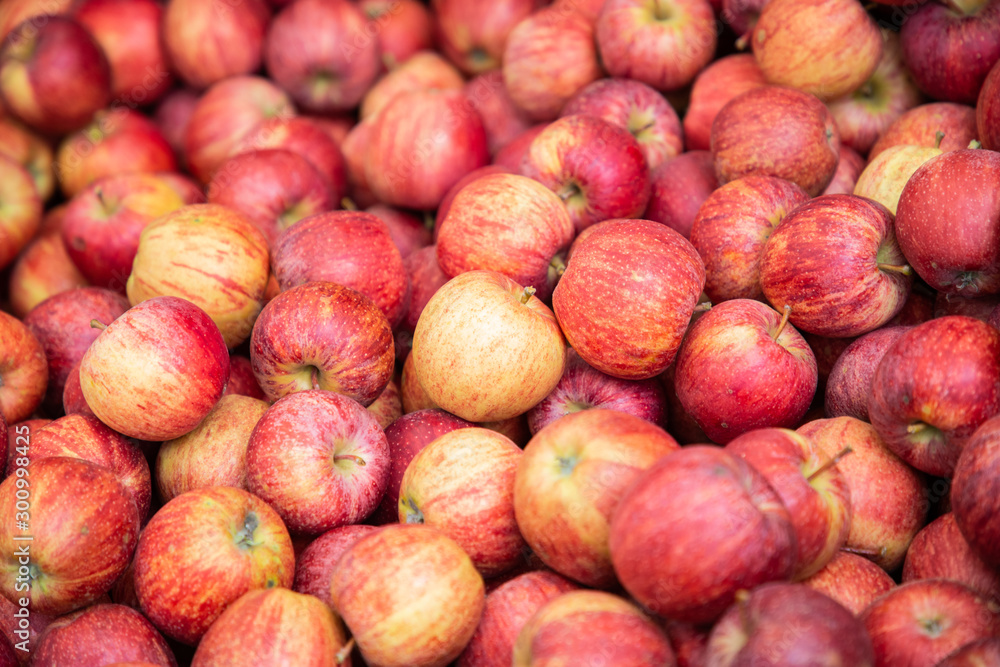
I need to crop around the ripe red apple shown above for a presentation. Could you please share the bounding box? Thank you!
[674,298,817,444]
[711,85,841,196]
[903,513,1000,604]
[463,71,533,155]
[854,143,943,216]
[250,281,394,407]
[938,638,1000,667]
[433,0,535,75]
[822,145,866,195]
[868,102,979,161]
[553,218,705,380]
[683,54,767,151]
[435,165,513,232]
[61,362,91,417]
[339,116,378,208]
[224,354,266,401]
[292,524,379,608]
[400,245,450,337]
[643,150,719,239]
[360,50,464,121]
[367,204,432,260]
[359,0,433,69]
[0,155,41,272]
[0,1,73,43]
[0,588,54,665]
[802,550,896,615]
[825,325,910,421]
[0,311,47,424]
[952,415,1000,567]
[609,446,797,624]
[979,59,1000,150]
[492,124,546,172]
[154,87,199,160]
[8,227,89,319]
[134,486,294,645]
[0,116,54,202]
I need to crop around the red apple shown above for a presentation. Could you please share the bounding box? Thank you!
[0,589,53,665]
[0,116,54,202]
[463,71,533,155]
[683,54,767,151]
[360,50,464,121]
[339,116,378,208]
[937,638,1000,667]
[292,524,379,607]
[367,204,432,259]
[61,362,91,417]
[401,245,450,335]
[0,311,47,424]
[854,143,944,216]
[935,292,1000,322]
[8,226,89,319]
[952,415,1000,567]
[822,145,866,195]
[825,325,910,421]
[359,0,433,69]
[433,0,536,75]
[903,513,1000,604]
[434,165,513,232]
[643,150,719,239]
[224,354,266,401]
[0,1,73,43]
[868,102,979,161]
[154,87,199,160]
[979,58,1000,151]
[802,550,896,615]
[492,124,546,172]
[0,155,41,272]
[29,604,175,667]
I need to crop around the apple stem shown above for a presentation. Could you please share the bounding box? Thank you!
[907,422,929,435]
[807,446,853,482]
[969,140,982,150]
[423,211,435,231]
[735,589,752,633]
[336,638,355,665]
[95,188,107,209]
[634,120,657,134]
[520,286,537,305]
[334,453,366,467]
[234,512,260,549]
[550,254,567,277]
[735,30,751,50]
[340,197,358,211]
[90,319,107,331]
[771,305,792,341]
[693,302,712,313]
[841,545,885,558]
[935,131,945,149]
[877,263,913,276]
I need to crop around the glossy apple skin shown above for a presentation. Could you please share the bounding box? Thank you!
[798,417,929,572]
[292,524,379,608]
[825,326,909,421]
[690,174,810,303]
[80,297,230,442]
[705,583,875,667]
[432,0,535,75]
[952,415,1000,567]
[610,446,796,625]
[8,228,89,319]
[360,50,464,121]
[553,219,705,380]
[643,150,719,239]
[674,299,818,444]
[134,486,295,646]
[191,588,348,667]
[437,173,575,301]
[896,149,1000,295]
[23,286,129,412]
[520,114,650,233]
[246,390,390,535]
[463,71,533,156]
[501,7,603,122]
[869,102,979,161]
[861,579,1000,667]
[250,281,394,407]
[330,524,485,667]
[760,194,912,337]
[801,551,896,616]
[0,457,140,615]
[0,311,47,424]
[980,59,1000,151]
[903,513,1000,604]
[0,16,111,135]
[0,156,41,272]
[853,144,942,216]
[869,316,1000,478]
[725,428,852,579]
[683,54,767,152]
[512,590,676,667]
[938,638,1000,667]
[30,603,175,667]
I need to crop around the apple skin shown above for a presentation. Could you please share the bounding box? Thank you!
[359,0,433,69]
[463,71,533,156]
[553,218,706,380]
[501,7,604,122]
[246,389,391,535]
[903,513,1000,604]
[798,417,929,572]
[0,590,54,666]
[801,551,896,616]
[0,457,140,615]
[154,87,199,160]
[330,524,486,667]
[360,50,464,121]
[596,0,717,93]
[690,174,810,303]
[759,194,913,337]
[609,446,797,625]
[432,0,535,75]
[190,588,349,667]
[264,0,380,113]
[711,85,841,197]
[520,114,651,233]
[0,115,54,203]
[412,270,566,423]
[674,298,818,444]
[250,281,394,407]
[0,16,111,135]
[683,54,768,152]
[8,225,89,319]
[435,165,514,232]
[0,1,74,43]
[725,427,852,580]
[292,524,379,608]
[512,590,677,667]
[853,144,943,216]
[514,409,680,588]
[29,603,175,667]
[61,362,91,417]
[937,638,1000,667]
[436,173,575,301]
[952,415,1000,567]
[861,579,1000,667]
[23,286,130,413]
[0,311,47,424]
[822,145,866,195]
[402,245,451,335]
[225,355,267,401]
[868,102,979,161]
[340,117,378,208]
[869,316,1000,478]
[0,155,41,272]
[367,379,402,429]
[367,204,432,260]
[896,149,1000,295]
[643,150,719,239]
[155,394,270,503]
[704,582,875,667]
[492,124,547,172]
[979,59,1000,151]
[825,325,910,421]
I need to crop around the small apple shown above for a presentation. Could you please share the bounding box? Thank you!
[0,311,47,424]
[801,551,896,615]
[29,604,175,667]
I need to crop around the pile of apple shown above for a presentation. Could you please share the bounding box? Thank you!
[0,0,1000,664]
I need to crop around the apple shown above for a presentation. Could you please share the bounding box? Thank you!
[853,143,943,216]
[512,590,676,666]
[61,362,91,417]
[8,224,89,319]
[711,85,841,197]
[0,311,47,424]
[29,604,175,667]
[903,513,1000,604]
[412,270,566,423]
[501,7,604,122]
[330,524,485,667]
[154,87,199,160]
[0,155,41,272]
[359,0,433,69]
[759,194,912,337]
[868,102,979,161]
[0,1,74,43]
[246,389,390,534]
[367,204,432,260]
[436,173,575,301]
[433,0,536,75]
[250,281,394,407]
[360,50,464,121]
[224,355,265,401]
[292,524,379,607]
[683,54,768,152]
[264,0,380,113]
[520,114,651,233]
[162,0,270,89]
[80,296,230,441]
[937,638,1000,667]
[798,417,929,572]
[704,582,875,666]
[952,415,1000,567]
[0,457,139,615]
[401,245,450,336]
[0,589,54,665]
[553,219,705,380]
[935,293,1000,321]
[133,486,295,646]
[822,145,866,195]
[825,325,910,421]
[492,124,547,172]
[861,579,1000,667]
[674,298,817,444]
[340,117,378,208]
[0,16,110,135]
[802,550,896,615]
[0,116,54,202]
[979,59,1000,150]
[155,394,270,502]
[367,378,402,429]
[643,150,719,239]
[463,71,533,155]
[609,446,797,624]
[689,174,810,303]
[434,165,513,232]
